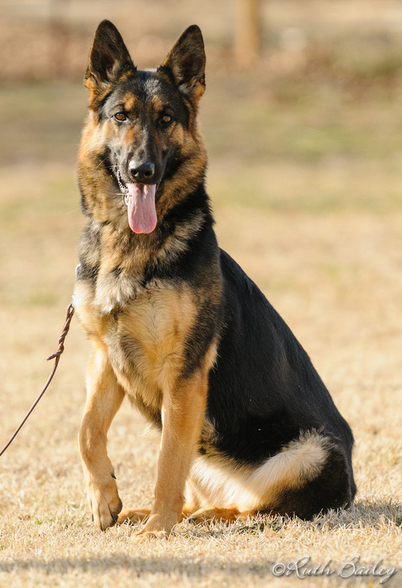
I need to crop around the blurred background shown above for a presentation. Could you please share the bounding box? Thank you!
[1,0,402,459]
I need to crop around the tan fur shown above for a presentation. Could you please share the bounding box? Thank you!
[79,346,125,530]
[186,431,329,520]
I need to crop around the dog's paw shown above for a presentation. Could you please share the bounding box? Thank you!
[133,529,169,543]
[87,479,122,530]
[131,512,178,540]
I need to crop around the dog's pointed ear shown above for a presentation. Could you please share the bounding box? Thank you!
[159,25,206,101]
[86,20,136,92]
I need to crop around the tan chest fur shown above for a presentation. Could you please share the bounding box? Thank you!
[75,278,197,411]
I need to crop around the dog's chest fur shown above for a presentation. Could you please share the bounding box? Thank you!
[75,265,197,417]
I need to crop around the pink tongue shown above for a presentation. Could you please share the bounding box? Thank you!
[126,183,157,234]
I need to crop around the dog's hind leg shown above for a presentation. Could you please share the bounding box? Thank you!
[79,345,125,530]
[188,505,241,523]
[186,431,353,523]
[117,508,151,525]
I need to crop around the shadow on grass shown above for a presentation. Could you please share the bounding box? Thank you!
[0,552,399,587]
[2,556,274,577]
[0,501,400,586]
[304,500,402,531]
[179,499,402,536]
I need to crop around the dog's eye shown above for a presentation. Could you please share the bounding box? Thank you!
[161,114,173,125]
[114,112,127,122]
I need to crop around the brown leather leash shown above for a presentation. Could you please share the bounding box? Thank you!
[0,298,75,458]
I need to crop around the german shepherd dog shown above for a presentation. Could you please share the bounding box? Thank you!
[75,20,356,539]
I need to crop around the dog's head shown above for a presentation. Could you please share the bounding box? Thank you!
[79,20,207,233]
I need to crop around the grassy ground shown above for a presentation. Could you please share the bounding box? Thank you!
[1,7,402,586]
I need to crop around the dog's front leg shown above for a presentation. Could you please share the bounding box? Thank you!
[136,370,208,540]
[79,345,125,530]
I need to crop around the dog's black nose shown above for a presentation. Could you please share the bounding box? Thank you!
[129,161,155,183]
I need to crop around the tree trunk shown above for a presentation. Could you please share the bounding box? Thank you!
[235,0,262,68]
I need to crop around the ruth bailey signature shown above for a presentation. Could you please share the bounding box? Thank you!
[272,555,398,584]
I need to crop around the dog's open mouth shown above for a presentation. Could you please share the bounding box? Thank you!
[117,172,157,234]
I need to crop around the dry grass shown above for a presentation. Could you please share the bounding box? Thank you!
[1,3,402,584]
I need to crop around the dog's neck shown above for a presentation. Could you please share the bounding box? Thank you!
[77,178,216,312]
